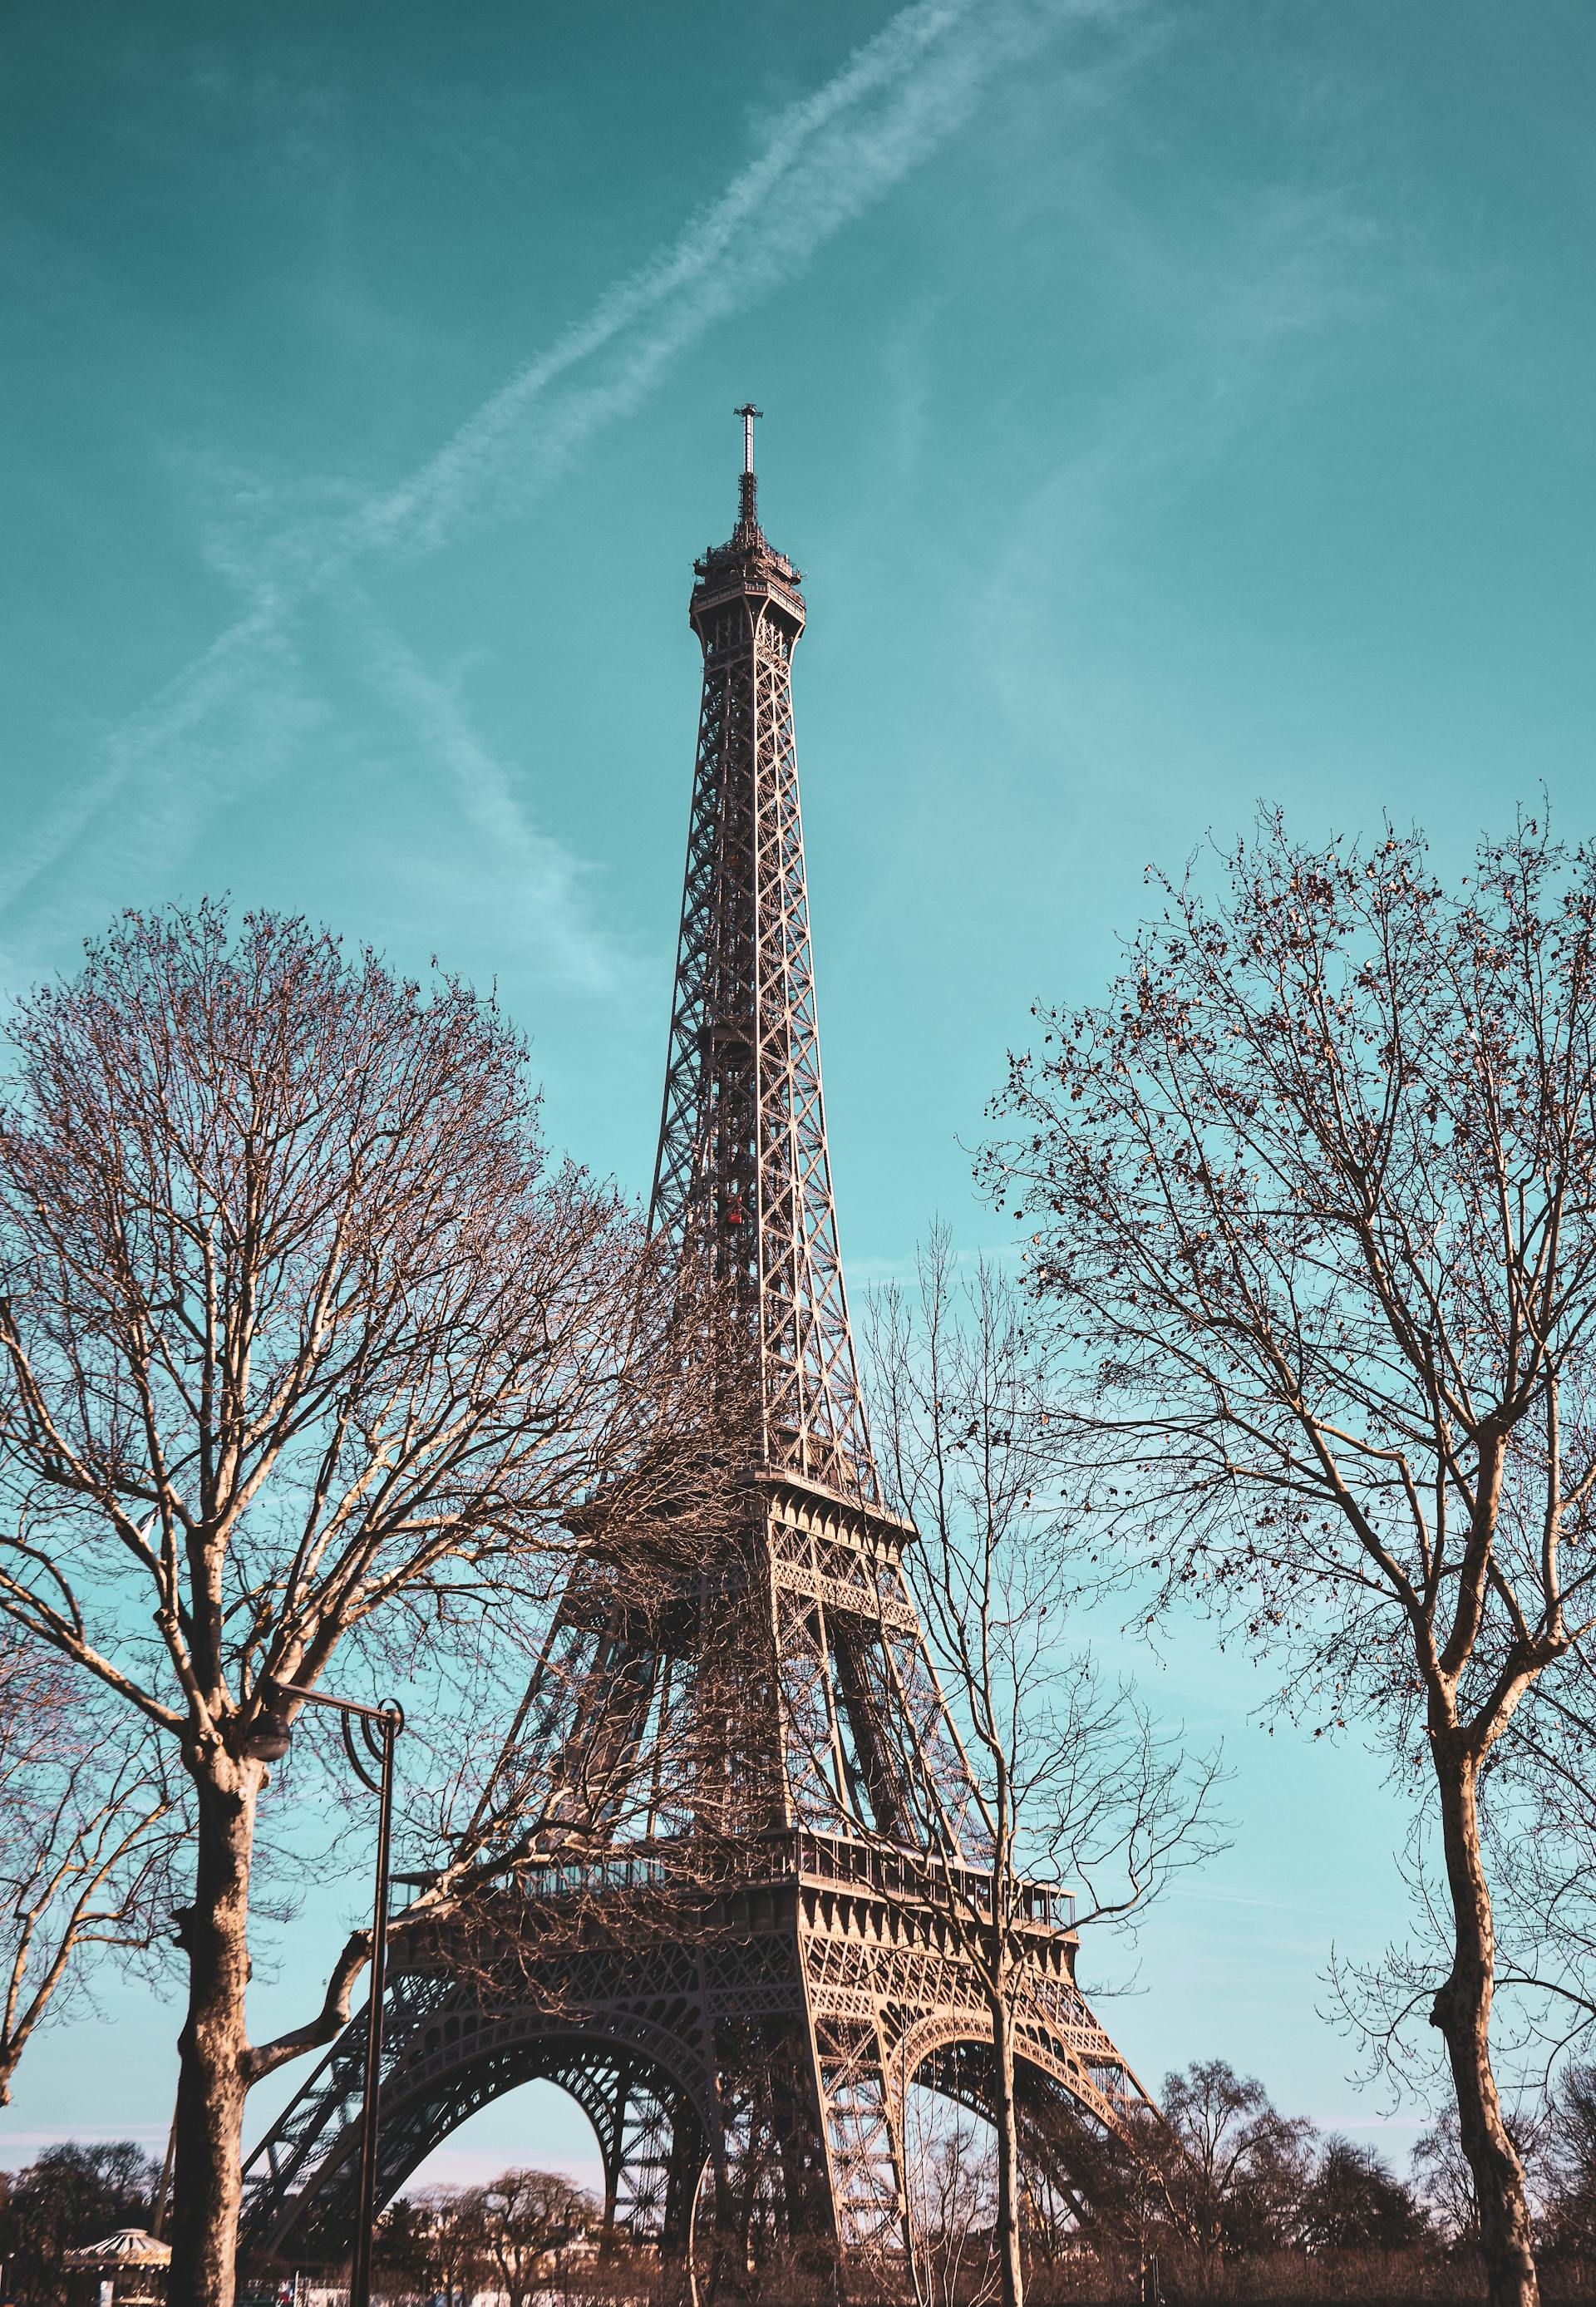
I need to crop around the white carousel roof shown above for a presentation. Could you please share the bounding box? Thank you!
[62,2228,172,2269]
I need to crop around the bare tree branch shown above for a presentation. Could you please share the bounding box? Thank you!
[0,1638,182,2104]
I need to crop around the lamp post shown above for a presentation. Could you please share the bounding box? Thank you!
[248,1682,404,2307]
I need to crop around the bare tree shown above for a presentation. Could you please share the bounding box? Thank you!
[988,813,1596,2307]
[1411,2105,1482,2246]
[901,2091,999,2307]
[1467,1674,1596,2098]
[1157,2060,1314,2272]
[382,2181,493,2303]
[0,1639,180,2104]
[1536,2061,1596,2256]
[475,2166,600,2307]
[859,1233,1225,2307]
[0,903,682,2307]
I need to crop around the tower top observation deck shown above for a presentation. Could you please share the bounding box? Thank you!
[692,402,805,620]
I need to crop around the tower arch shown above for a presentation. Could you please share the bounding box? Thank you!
[247,1975,717,2263]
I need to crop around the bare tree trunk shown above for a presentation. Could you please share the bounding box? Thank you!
[989,1966,1026,2307]
[170,1759,259,2307]
[1431,1744,1538,2307]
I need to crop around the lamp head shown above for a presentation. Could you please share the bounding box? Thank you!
[244,1679,293,1762]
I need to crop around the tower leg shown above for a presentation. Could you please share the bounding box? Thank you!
[611,2070,682,2240]
[663,2118,707,2254]
[811,2014,907,2288]
[597,2063,628,2253]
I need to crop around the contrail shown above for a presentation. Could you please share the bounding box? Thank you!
[337,590,637,996]
[2,0,1135,923]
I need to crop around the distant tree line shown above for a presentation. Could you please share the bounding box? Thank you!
[371,2167,600,2307]
[10,2075,1596,2307]
[906,2059,1596,2305]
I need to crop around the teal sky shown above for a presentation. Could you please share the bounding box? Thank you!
[4,0,1594,2191]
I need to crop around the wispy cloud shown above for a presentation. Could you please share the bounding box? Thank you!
[2,0,1140,944]
[337,592,638,998]
[973,175,1387,767]
[350,0,1135,564]
[0,615,325,967]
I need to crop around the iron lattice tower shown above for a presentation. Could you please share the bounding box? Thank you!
[240,419,1153,2291]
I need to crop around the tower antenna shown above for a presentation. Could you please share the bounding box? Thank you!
[734,402,762,530]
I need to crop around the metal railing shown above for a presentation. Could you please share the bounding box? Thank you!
[489,1826,1077,1930]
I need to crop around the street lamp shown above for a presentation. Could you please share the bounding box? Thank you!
[248,1680,405,2307]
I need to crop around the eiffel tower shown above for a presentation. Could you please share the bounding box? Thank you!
[239,415,1154,2287]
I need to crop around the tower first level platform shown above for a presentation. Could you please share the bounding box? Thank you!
[240,1467,1156,2281]
[243,1823,1146,2278]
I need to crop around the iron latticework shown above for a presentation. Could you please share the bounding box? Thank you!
[650,405,873,1502]
[239,421,1154,2291]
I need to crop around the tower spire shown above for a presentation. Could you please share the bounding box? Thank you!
[734,400,762,535]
